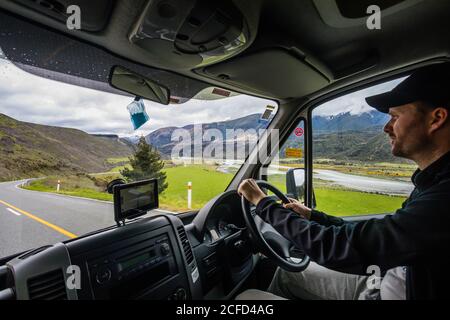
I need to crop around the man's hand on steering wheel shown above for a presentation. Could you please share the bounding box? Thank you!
[283,198,312,220]
[237,179,267,206]
[238,179,312,220]
[238,179,311,272]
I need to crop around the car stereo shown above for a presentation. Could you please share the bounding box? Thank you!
[88,233,180,300]
[113,179,159,222]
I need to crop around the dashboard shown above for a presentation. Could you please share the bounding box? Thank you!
[0,191,256,300]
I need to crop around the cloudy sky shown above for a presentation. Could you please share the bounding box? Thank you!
[0,57,406,136]
[0,58,277,137]
[314,76,407,117]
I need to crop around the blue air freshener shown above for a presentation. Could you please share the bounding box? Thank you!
[127,97,149,130]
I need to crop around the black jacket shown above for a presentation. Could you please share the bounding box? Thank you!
[255,151,450,300]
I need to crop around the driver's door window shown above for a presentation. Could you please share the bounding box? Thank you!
[311,79,415,217]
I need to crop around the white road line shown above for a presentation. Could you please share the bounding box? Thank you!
[6,208,21,216]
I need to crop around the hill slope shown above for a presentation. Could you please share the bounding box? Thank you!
[0,114,133,181]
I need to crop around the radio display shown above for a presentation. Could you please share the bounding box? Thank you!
[119,251,154,271]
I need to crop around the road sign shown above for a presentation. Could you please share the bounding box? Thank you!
[294,128,304,137]
[285,148,303,158]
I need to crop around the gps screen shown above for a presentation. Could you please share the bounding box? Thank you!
[113,179,159,221]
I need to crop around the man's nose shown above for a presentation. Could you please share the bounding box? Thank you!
[384,119,393,134]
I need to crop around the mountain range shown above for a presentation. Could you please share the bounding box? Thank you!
[0,109,402,182]
[143,110,402,162]
[312,110,389,133]
[144,113,267,157]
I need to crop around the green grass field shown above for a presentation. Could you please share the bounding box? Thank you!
[92,165,234,211]
[23,166,233,212]
[23,176,113,201]
[23,165,407,216]
[314,189,405,216]
[267,173,406,216]
[159,165,233,211]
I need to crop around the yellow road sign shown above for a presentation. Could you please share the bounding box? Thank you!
[285,148,303,158]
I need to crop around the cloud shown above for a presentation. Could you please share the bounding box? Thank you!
[0,59,275,136]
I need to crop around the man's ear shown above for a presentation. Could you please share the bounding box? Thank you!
[429,107,449,133]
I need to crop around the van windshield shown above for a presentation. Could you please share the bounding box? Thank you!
[0,55,277,258]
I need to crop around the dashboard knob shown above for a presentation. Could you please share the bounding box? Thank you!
[160,243,170,256]
[95,267,112,285]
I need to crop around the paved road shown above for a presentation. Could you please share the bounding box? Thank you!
[314,170,414,196]
[0,180,167,258]
[218,161,415,196]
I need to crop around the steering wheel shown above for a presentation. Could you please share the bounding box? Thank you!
[241,180,310,272]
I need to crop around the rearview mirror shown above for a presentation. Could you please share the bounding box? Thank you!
[286,168,316,208]
[109,66,170,105]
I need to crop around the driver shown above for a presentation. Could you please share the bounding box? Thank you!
[236,63,450,300]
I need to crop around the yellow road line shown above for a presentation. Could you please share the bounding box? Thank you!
[0,199,77,239]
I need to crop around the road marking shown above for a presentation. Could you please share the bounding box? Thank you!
[6,208,21,216]
[0,199,77,239]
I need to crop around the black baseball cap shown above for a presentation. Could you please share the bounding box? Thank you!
[366,62,450,113]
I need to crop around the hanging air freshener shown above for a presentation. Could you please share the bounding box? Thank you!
[127,97,149,130]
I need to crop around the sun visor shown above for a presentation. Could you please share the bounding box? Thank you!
[201,48,331,99]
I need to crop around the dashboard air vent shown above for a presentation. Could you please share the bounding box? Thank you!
[27,269,67,300]
[177,226,194,265]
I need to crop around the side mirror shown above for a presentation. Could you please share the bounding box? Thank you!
[109,66,170,105]
[286,168,316,208]
[107,179,126,194]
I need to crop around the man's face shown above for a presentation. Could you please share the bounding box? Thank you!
[383,103,430,159]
